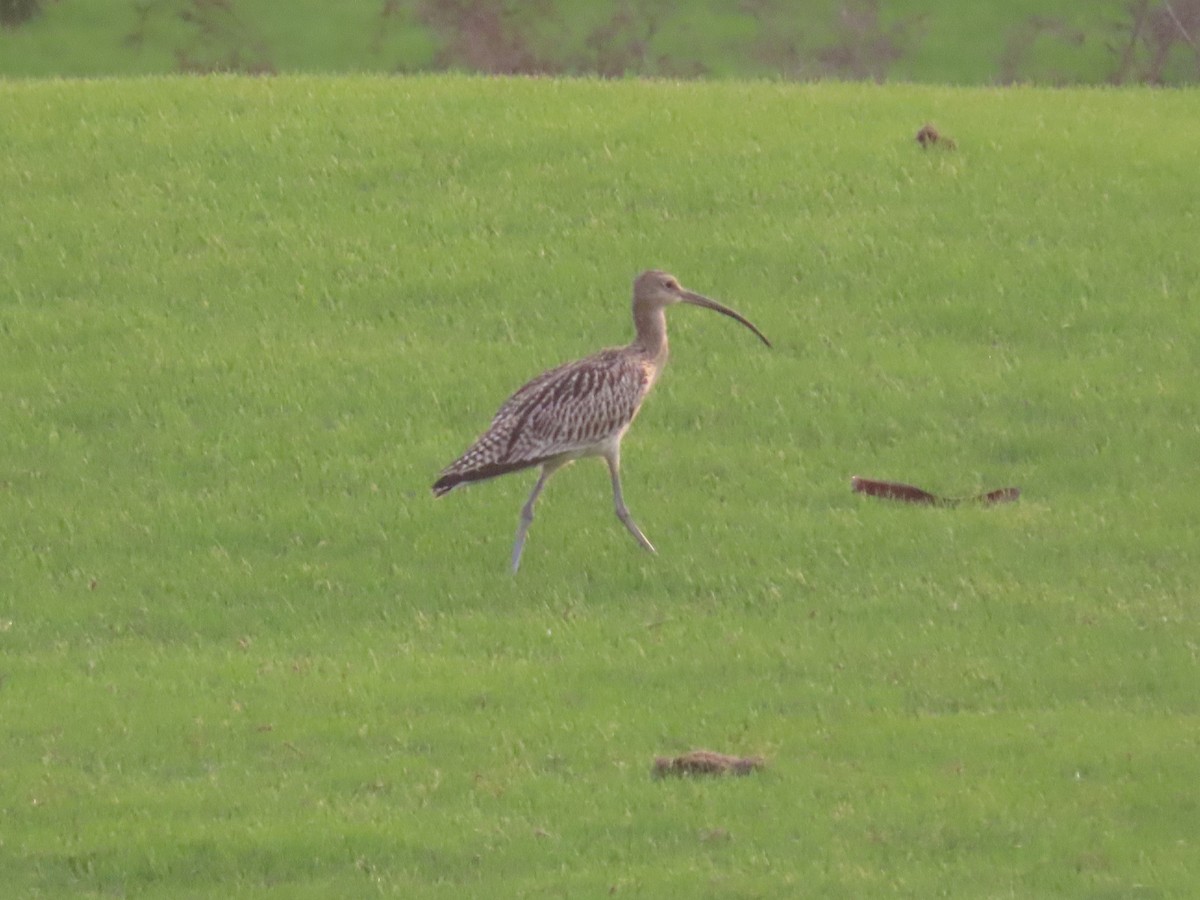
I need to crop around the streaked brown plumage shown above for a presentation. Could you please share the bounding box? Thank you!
[431,348,652,495]
[433,270,771,573]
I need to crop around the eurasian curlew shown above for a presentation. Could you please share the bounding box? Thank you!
[432,270,771,573]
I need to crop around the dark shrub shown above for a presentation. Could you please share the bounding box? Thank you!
[1,0,40,29]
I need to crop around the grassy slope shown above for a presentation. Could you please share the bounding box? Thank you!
[0,0,1170,84]
[2,76,1198,897]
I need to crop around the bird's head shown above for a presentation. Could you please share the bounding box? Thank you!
[633,270,771,348]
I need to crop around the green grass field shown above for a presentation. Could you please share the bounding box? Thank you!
[2,75,1199,897]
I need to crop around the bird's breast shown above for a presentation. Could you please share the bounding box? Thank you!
[640,356,662,392]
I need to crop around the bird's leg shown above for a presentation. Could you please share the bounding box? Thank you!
[605,450,656,555]
[511,465,554,574]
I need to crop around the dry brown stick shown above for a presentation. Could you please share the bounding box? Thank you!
[851,476,1019,507]
[652,750,765,778]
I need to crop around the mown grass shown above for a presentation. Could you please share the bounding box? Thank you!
[2,76,1198,897]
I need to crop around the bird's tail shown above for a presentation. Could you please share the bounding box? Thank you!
[432,457,547,497]
[431,473,463,497]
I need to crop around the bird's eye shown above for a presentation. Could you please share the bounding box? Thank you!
[665,279,678,289]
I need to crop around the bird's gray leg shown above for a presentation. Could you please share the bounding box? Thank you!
[605,450,656,555]
[511,465,553,574]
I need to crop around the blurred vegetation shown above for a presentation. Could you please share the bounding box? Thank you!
[0,0,39,29]
[1,0,1198,84]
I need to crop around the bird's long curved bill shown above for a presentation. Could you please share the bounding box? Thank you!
[681,291,772,348]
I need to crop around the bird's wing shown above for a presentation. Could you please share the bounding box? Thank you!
[503,350,649,462]
[438,349,649,486]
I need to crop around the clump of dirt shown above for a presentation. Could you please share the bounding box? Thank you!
[652,750,765,778]
[915,122,956,149]
[851,476,1019,507]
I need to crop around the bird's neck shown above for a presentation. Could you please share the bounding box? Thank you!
[632,303,669,367]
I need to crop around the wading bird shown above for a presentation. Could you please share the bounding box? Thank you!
[432,270,771,573]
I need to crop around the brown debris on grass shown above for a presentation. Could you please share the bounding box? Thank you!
[852,476,1020,507]
[916,122,957,149]
[652,750,765,778]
